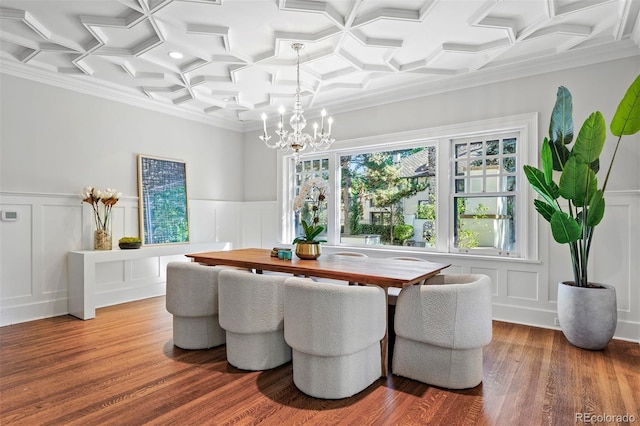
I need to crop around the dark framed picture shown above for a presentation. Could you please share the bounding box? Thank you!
[137,155,189,245]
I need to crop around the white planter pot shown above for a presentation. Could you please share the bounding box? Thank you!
[557,281,617,350]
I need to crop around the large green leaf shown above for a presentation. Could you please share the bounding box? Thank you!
[523,165,560,205]
[550,211,581,244]
[534,199,557,222]
[549,86,574,145]
[541,138,553,184]
[559,157,597,206]
[549,86,574,171]
[550,141,571,171]
[573,112,606,164]
[611,74,640,137]
[587,189,605,227]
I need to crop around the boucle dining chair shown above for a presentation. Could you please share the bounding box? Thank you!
[392,274,492,389]
[165,262,227,350]
[218,269,291,371]
[284,277,386,399]
[386,256,432,368]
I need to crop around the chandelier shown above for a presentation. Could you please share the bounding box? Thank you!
[259,43,335,154]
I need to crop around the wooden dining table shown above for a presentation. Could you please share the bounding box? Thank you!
[186,248,450,376]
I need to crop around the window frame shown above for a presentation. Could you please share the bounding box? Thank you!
[280,113,538,260]
[449,132,521,257]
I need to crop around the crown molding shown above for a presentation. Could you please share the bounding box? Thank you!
[242,40,639,132]
[323,39,640,120]
[0,60,245,133]
[2,38,638,135]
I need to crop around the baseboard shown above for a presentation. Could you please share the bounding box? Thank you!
[493,303,639,343]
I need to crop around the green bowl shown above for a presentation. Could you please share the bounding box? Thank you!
[119,242,141,250]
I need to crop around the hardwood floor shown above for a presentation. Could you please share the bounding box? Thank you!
[1,297,638,426]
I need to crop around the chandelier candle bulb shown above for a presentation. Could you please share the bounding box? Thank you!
[313,122,318,139]
[328,117,333,134]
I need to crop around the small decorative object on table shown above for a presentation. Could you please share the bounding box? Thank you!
[119,237,142,250]
[80,186,121,250]
[271,247,291,257]
[293,178,328,260]
[278,249,292,260]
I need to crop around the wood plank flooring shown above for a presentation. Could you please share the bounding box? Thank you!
[1,296,638,425]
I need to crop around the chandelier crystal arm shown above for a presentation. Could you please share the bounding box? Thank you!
[259,42,335,157]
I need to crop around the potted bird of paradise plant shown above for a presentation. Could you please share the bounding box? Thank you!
[523,74,639,349]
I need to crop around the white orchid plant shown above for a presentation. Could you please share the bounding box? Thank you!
[80,186,121,231]
[293,177,329,244]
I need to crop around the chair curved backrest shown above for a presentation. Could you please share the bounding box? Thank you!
[218,269,287,334]
[165,262,228,350]
[284,277,386,398]
[166,262,225,317]
[332,251,368,257]
[395,274,492,349]
[218,269,291,370]
[392,273,492,389]
[284,278,385,355]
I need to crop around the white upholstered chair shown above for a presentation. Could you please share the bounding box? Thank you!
[218,269,291,371]
[385,256,433,369]
[392,274,492,389]
[165,262,227,350]
[284,277,386,399]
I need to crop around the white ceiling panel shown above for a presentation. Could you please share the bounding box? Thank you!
[0,0,637,131]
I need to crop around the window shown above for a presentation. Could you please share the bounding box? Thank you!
[370,212,391,226]
[339,147,436,248]
[293,157,329,241]
[283,114,533,258]
[452,133,518,255]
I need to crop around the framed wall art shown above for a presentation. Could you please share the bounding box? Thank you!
[137,155,189,245]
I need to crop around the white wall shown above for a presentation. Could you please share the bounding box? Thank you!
[243,56,640,342]
[0,75,245,200]
[0,74,248,325]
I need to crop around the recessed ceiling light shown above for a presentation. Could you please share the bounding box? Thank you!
[168,51,183,59]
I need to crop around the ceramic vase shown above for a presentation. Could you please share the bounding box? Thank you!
[557,281,617,350]
[295,242,321,260]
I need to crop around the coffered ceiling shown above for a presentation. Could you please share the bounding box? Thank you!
[1,0,639,131]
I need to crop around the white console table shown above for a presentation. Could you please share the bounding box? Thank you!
[68,242,231,320]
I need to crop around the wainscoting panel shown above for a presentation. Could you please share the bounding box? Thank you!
[0,192,239,326]
[130,257,162,281]
[506,270,539,301]
[95,261,125,286]
[1,191,637,342]
[591,203,632,312]
[470,267,499,296]
[0,203,32,300]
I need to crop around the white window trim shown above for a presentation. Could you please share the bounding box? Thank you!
[449,132,521,257]
[279,113,539,260]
